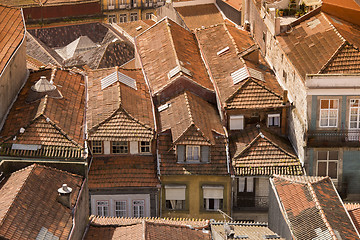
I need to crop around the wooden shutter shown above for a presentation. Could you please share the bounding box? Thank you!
[177,145,185,162]
[201,146,210,163]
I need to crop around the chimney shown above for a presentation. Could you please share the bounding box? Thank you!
[281,90,288,135]
[57,184,72,208]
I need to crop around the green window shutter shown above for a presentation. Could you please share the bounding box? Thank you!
[177,145,185,162]
[201,146,210,163]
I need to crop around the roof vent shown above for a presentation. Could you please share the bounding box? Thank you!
[158,103,170,112]
[235,235,249,239]
[32,76,56,93]
[168,65,192,79]
[19,128,25,134]
[231,66,264,85]
[136,26,143,31]
[101,71,137,90]
[264,234,280,239]
[217,46,230,56]
[57,184,72,208]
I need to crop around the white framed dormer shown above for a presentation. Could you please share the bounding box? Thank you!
[177,145,210,163]
[108,0,115,9]
[268,113,280,127]
[229,115,244,130]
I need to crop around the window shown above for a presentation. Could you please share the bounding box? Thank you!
[317,151,338,180]
[108,0,115,9]
[119,14,127,23]
[238,177,254,193]
[108,15,116,24]
[97,201,109,216]
[115,201,127,217]
[262,32,266,43]
[349,99,360,141]
[186,145,200,161]
[146,13,152,20]
[130,13,138,21]
[320,99,338,127]
[165,185,186,210]
[283,70,287,82]
[112,141,128,154]
[91,141,102,154]
[119,0,126,8]
[229,115,244,130]
[202,186,224,211]
[140,141,150,153]
[133,200,144,217]
[268,114,280,127]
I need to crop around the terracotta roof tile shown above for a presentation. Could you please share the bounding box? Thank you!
[0,164,83,240]
[0,5,25,75]
[115,20,155,38]
[136,18,213,96]
[277,12,345,80]
[88,155,159,189]
[1,0,98,7]
[0,69,85,159]
[175,4,224,30]
[221,0,242,11]
[272,175,360,239]
[158,91,224,145]
[87,67,154,141]
[85,216,210,240]
[231,128,303,176]
[345,203,360,232]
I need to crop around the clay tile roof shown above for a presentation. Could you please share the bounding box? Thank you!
[195,23,284,109]
[174,4,224,30]
[230,128,303,176]
[158,91,224,145]
[115,20,155,38]
[87,67,154,142]
[345,203,360,232]
[85,216,211,240]
[0,68,85,159]
[88,155,159,189]
[0,5,25,76]
[322,0,360,26]
[0,164,83,240]
[211,222,285,240]
[221,0,242,11]
[277,12,345,80]
[271,175,360,239]
[0,0,98,7]
[136,17,213,95]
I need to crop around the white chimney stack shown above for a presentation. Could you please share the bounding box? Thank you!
[57,184,72,208]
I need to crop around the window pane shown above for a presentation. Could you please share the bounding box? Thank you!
[318,151,327,160]
[209,198,214,210]
[317,162,327,176]
[330,100,338,109]
[328,162,338,179]
[328,151,338,160]
[321,100,329,109]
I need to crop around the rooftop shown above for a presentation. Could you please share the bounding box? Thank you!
[115,20,156,39]
[88,155,159,189]
[345,203,360,233]
[271,175,360,239]
[87,67,154,142]
[0,164,83,240]
[174,4,224,30]
[0,5,25,75]
[0,0,99,8]
[0,68,85,159]
[135,17,213,96]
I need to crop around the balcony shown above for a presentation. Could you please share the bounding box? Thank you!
[234,196,268,212]
[307,129,360,147]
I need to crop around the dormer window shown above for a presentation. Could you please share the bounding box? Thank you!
[91,141,103,154]
[268,114,280,127]
[186,145,200,162]
[229,115,244,130]
[111,141,128,154]
[177,145,210,163]
[140,141,150,153]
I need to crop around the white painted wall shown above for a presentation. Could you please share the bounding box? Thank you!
[130,141,139,154]
[104,141,111,154]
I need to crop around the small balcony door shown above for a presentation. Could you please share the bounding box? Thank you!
[237,177,255,207]
[349,99,360,141]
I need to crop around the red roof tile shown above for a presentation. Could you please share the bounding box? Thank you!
[1,0,98,7]
[136,18,213,96]
[345,203,360,233]
[272,175,360,239]
[0,164,83,240]
[88,155,159,189]
[0,5,24,75]
[0,68,85,159]
[87,67,154,142]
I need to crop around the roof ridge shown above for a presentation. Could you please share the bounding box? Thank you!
[184,91,194,124]
[27,32,62,66]
[119,106,154,131]
[166,18,183,73]
[35,95,48,119]
[307,182,338,240]
[261,133,298,159]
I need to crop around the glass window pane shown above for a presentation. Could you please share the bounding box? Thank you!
[318,151,327,160]
[328,162,338,179]
[317,162,327,176]
[329,119,337,126]
[329,151,338,160]
[321,100,329,109]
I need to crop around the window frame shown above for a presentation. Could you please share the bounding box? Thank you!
[108,14,116,24]
[130,12,138,22]
[115,200,127,217]
[268,113,281,127]
[145,13,152,20]
[229,115,244,130]
[108,0,115,9]
[119,13,127,23]
[202,185,224,211]
[316,151,339,180]
[349,99,360,129]
[91,140,103,154]
[139,141,151,154]
[319,99,339,128]
[186,145,200,162]
[111,141,129,154]
[133,199,145,217]
[164,185,186,210]
[96,200,109,216]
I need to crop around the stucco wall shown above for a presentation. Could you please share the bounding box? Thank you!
[343,151,360,198]
[161,175,231,220]
[0,42,27,130]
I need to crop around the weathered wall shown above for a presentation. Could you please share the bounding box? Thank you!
[0,42,27,130]
[216,0,241,25]
[343,150,360,198]
[161,175,231,220]
[70,179,89,240]
[156,3,188,29]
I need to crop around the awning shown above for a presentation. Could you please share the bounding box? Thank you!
[165,185,186,200]
[202,185,224,199]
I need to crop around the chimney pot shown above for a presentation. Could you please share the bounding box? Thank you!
[57,184,72,208]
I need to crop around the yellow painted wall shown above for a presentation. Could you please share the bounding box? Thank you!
[160,175,231,220]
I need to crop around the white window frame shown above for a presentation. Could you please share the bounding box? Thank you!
[268,113,280,127]
[145,13,152,20]
[115,200,127,217]
[349,99,360,129]
[133,200,145,217]
[186,145,200,162]
[108,14,116,24]
[119,14,127,23]
[319,99,339,127]
[97,201,109,216]
[316,151,339,180]
[130,12,138,22]
[140,141,150,153]
[229,115,244,130]
[108,0,115,9]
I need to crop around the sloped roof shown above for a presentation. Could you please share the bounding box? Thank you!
[158,91,224,145]
[0,164,83,240]
[345,203,360,233]
[0,0,98,7]
[0,69,85,159]
[88,155,159,189]
[135,17,213,95]
[0,5,25,75]
[195,23,284,109]
[322,0,360,26]
[87,67,154,141]
[55,35,97,60]
[85,216,210,240]
[174,4,224,30]
[115,20,155,38]
[271,175,360,239]
[230,128,303,176]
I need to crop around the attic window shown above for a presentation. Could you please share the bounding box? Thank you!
[101,71,137,90]
[217,46,229,56]
[168,65,192,79]
[136,26,143,31]
[158,103,170,112]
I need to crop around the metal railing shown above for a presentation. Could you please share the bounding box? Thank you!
[234,196,268,210]
[307,129,360,146]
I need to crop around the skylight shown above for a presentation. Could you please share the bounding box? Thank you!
[168,65,192,79]
[100,71,137,90]
[231,66,264,84]
[217,46,229,56]
[158,103,170,112]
